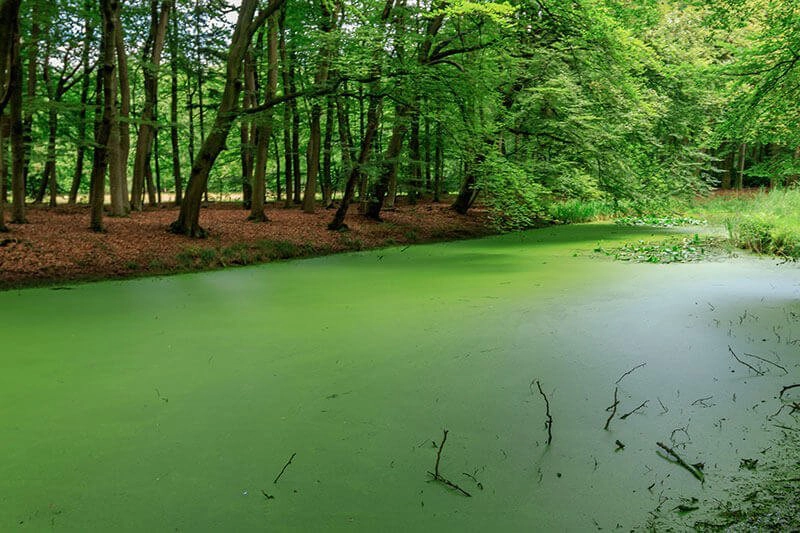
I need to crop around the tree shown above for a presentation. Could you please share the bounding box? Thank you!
[169,0,283,237]
[0,0,22,231]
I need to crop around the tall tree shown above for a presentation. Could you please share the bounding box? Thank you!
[0,0,22,231]
[248,10,278,222]
[131,0,172,210]
[169,0,284,236]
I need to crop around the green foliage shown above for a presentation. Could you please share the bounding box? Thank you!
[711,188,800,259]
[477,155,548,230]
[547,199,617,224]
[598,234,729,263]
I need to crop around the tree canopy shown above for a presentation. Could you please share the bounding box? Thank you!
[0,0,796,234]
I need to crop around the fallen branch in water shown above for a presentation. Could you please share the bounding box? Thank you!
[534,380,553,444]
[728,345,764,376]
[744,352,788,375]
[427,430,471,497]
[780,384,800,399]
[620,400,649,420]
[616,362,647,385]
[656,442,704,483]
[273,453,297,484]
[604,387,619,430]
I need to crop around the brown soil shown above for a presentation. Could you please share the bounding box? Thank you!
[0,200,494,290]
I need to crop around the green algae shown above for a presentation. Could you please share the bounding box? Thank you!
[1,224,798,531]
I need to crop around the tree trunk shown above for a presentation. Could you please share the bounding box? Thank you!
[328,93,381,230]
[109,13,130,216]
[248,11,278,222]
[170,0,281,236]
[433,123,442,202]
[321,95,334,207]
[407,109,421,204]
[20,8,39,194]
[92,0,120,232]
[169,4,182,204]
[279,6,292,208]
[0,0,20,231]
[132,0,171,210]
[366,105,409,220]
[735,142,746,191]
[70,7,93,204]
[8,1,25,224]
[289,58,301,204]
[240,49,256,209]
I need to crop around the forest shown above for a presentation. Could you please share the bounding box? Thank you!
[0,0,798,240]
[2,1,800,530]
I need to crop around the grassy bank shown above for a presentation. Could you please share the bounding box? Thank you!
[548,187,800,260]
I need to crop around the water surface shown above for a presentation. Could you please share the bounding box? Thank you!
[2,224,798,530]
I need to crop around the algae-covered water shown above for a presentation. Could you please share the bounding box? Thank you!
[2,224,799,531]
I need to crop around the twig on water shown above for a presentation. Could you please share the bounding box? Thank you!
[657,397,669,414]
[534,380,553,444]
[620,400,649,420]
[604,387,619,430]
[461,471,484,490]
[427,429,471,497]
[691,396,714,407]
[656,442,704,483]
[273,453,297,484]
[728,345,764,376]
[744,353,788,375]
[780,384,800,399]
[615,362,647,385]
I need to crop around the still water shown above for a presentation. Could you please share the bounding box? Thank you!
[1,224,798,531]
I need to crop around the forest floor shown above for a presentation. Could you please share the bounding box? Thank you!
[0,199,494,290]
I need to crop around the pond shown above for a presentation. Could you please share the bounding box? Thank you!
[1,224,799,530]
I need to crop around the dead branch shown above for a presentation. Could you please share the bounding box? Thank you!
[534,380,553,444]
[657,397,669,414]
[620,400,649,420]
[615,362,647,384]
[780,384,800,399]
[604,387,619,430]
[428,429,471,497]
[728,345,764,376]
[691,396,714,407]
[744,352,788,375]
[656,442,704,483]
[273,452,296,484]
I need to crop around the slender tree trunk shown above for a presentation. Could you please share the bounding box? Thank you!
[279,6,292,208]
[424,114,431,193]
[241,49,256,209]
[321,95,334,207]
[407,110,421,204]
[9,3,25,224]
[170,0,281,236]
[169,5,182,204]
[301,0,337,214]
[248,11,278,222]
[0,117,6,231]
[44,105,58,206]
[109,14,130,216]
[328,92,381,230]
[274,133,281,200]
[0,0,20,231]
[132,0,171,210]
[92,0,120,232]
[433,123,442,202]
[289,58,301,204]
[736,142,746,191]
[366,105,409,220]
[20,8,39,193]
[70,8,93,204]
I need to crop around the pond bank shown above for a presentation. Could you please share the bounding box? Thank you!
[0,200,494,290]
